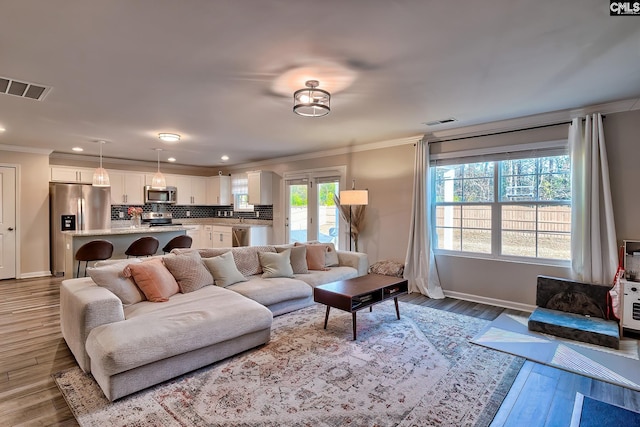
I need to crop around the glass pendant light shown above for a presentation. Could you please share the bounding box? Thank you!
[151,148,167,189]
[92,141,110,187]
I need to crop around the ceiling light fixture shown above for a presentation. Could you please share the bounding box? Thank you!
[151,148,167,189]
[158,133,180,142]
[167,157,176,162]
[221,155,229,162]
[72,147,84,152]
[92,141,110,187]
[293,80,330,117]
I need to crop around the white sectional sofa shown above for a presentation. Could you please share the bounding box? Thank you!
[60,243,368,401]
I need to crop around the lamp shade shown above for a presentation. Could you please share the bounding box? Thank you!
[92,167,110,187]
[339,190,368,205]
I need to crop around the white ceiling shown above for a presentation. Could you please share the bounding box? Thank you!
[1,1,639,167]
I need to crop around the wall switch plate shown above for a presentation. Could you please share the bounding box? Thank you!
[186,211,191,217]
[118,211,124,218]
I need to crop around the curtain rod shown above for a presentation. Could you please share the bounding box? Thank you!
[428,122,570,144]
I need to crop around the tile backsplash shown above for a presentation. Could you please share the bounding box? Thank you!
[111,204,273,221]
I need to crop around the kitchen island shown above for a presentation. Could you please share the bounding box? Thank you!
[61,226,187,278]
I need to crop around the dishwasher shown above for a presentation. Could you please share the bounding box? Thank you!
[232,227,248,247]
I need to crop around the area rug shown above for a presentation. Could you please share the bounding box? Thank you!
[471,313,640,391]
[54,303,524,426]
[569,393,640,427]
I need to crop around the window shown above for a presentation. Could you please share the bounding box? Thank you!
[231,174,253,211]
[433,151,571,262]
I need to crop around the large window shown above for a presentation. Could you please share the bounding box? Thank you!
[433,152,571,262]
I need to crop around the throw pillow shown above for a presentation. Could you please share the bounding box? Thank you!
[304,244,329,271]
[162,251,213,293]
[368,260,405,278]
[123,258,180,302]
[87,258,145,305]
[324,242,340,267]
[259,249,294,278]
[277,245,308,274]
[203,251,247,287]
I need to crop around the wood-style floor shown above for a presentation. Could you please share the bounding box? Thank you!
[1,276,639,426]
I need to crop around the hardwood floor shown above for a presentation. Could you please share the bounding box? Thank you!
[0,275,638,426]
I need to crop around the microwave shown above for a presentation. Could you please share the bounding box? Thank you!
[144,185,177,204]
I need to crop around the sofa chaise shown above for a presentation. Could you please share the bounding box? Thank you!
[60,243,368,400]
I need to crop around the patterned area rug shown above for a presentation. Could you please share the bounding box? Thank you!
[54,303,524,426]
[472,313,640,391]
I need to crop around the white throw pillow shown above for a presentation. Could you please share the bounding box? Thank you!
[203,251,248,287]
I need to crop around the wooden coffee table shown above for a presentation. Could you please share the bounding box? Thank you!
[313,274,408,340]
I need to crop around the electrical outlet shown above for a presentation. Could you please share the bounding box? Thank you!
[256,211,260,218]
[186,211,191,217]
[118,211,124,219]
[217,211,221,217]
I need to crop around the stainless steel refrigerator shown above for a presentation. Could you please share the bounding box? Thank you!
[50,182,111,276]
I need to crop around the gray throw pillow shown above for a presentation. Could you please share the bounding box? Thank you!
[203,251,247,287]
[276,245,308,274]
[162,251,213,293]
[87,259,145,305]
[259,249,294,278]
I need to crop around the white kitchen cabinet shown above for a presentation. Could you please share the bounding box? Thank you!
[50,166,96,184]
[204,225,233,248]
[183,225,203,249]
[175,175,207,205]
[247,170,273,205]
[108,171,146,205]
[206,175,231,205]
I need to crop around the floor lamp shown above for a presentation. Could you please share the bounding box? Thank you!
[339,182,369,251]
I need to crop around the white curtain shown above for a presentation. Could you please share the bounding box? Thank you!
[404,139,444,298]
[569,113,617,285]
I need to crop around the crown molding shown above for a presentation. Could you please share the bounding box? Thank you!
[227,135,423,171]
[426,97,640,142]
[0,144,53,155]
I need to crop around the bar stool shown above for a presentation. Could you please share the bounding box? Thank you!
[125,236,160,258]
[75,240,114,277]
[162,235,193,253]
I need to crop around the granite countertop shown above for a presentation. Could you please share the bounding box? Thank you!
[179,219,273,228]
[62,225,187,237]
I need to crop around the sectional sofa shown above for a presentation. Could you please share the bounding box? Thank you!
[60,243,368,401]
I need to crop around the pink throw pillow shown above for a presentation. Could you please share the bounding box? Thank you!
[123,258,179,302]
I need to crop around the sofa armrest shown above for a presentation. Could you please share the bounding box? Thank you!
[337,251,369,276]
[60,278,125,373]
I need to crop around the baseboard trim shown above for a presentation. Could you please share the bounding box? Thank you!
[18,271,52,279]
[444,290,536,313]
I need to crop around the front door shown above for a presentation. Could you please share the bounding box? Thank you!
[0,166,17,279]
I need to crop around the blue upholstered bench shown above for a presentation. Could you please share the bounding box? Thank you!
[527,276,620,349]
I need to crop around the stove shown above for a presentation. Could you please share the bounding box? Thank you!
[142,212,177,227]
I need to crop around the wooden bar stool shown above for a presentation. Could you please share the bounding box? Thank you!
[162,235,193,253]
[125,236,160,258]
[75,240,114,277]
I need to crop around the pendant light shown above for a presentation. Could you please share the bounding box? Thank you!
[151,148,167,189]
[92,141,110,187]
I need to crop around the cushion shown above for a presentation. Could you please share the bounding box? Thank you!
[203,251,247,287]
[325,242,340,267]
[87,258,145,305]
[123,258,180,302]
[259,249,294,278]
[368,260,405,278]
[162,251,213,293]
[231,246,277,277]
[277,245,308,274]
[304,244,329,271]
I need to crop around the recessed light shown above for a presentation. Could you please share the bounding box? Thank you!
[72,147,84,152]
[0,127,6,132]
[167,157,176,162]
[158,133,180,142]
[221,155,229,161]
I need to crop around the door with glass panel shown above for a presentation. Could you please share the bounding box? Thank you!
[285,176,340,246]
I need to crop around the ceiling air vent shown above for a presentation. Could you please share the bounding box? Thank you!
[0,76,51,101]
[424,117,457,126]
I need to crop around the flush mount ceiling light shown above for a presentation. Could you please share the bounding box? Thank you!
[92,141,110,187]
[158,133,180,142]
[293,80,330,117]
[151,148,167,189]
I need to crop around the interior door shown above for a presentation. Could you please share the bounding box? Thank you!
[0,166,17,279]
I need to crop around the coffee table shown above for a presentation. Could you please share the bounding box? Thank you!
[313,274,408,340]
